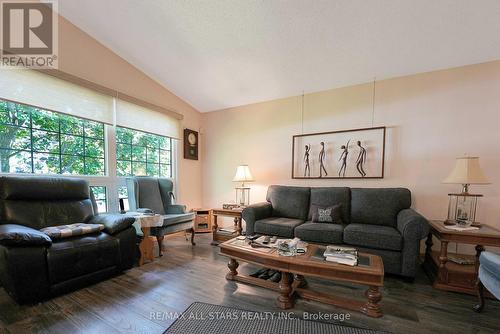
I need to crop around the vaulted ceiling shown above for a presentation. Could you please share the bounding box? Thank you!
[58,0,500,112]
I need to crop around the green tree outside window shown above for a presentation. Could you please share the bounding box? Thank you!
[116,126,172,178]
[0,99,105,175]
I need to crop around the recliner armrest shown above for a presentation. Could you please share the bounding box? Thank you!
[0,223,52,247]
[136,208,155,214]
[166,204,187,214]
[89,214,136,235]
[242,202,273,236]
[397,209,429,240]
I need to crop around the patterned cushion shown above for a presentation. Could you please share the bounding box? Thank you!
[41,223,104,239]
[311,204,343,224]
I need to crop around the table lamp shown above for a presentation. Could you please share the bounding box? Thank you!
[233,165,254,207]
[443,157,490,226]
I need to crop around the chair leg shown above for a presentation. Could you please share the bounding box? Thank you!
[190,227,196,246]
[156,235,165,257]
[473,279,485,312]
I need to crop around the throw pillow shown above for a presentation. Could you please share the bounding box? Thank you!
[311,204,343,224]
[41,223,104,240]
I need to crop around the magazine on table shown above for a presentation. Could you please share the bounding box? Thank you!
[323,245,358,257]
[323,245,358,266]
[325,256,358,266]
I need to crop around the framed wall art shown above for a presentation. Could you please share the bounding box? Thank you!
[292,126,386,179]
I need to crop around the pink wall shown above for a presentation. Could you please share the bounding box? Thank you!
[202,60,500,253]
[57,16,203,208]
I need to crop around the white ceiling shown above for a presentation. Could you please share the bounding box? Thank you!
[58,0,500,112]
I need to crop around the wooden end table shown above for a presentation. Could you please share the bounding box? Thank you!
[219,238,384,317]
[126,213,163,266]
[211,208,243,245]
[423,220,500,295]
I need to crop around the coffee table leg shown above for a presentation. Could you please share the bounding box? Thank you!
[226,258,239,280]
[276,272,294,309]
[294,274,307,288]
[362,286,382,318]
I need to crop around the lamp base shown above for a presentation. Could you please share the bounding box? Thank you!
[235,187,251,207]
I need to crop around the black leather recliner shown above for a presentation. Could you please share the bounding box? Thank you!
[0,176,138,304]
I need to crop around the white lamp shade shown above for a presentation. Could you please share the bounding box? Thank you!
[233,165,254,182]
[443,157,490,184]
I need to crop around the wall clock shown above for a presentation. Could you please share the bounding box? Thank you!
[183,128,198,160]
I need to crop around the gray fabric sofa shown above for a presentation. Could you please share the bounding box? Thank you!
[243,185,429,279]
[126,177,195,256]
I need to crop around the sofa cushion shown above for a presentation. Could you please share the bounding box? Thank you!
[266,185,310,220]
[311,204,343,224]
[46,232,120,285]
[308,187,351,224]
[0,176,90,201]
[480,251,500,279]
[351,188,411,227]
[294,221,343,244]
[41,223,104,240]
[162,212,195,227]
[343,223,402,251]
[254,217,304,238]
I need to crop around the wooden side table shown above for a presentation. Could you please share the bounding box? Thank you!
[126,213,163,266]
[192,209,212,233]
[423,220,500,295]
[211,208,243,245]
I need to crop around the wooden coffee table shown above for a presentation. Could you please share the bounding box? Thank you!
[219,238,384,317]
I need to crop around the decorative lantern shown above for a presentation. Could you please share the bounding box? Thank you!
[443,157,489,226]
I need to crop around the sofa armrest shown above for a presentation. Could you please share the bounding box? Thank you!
[0,224,52,247]
[166,204,187,214]
[89,214,136,235]
[242,202,273,236]
[397,209,429,240]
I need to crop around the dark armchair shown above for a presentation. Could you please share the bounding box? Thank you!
[0,176,137,304]
[126,177,195,256]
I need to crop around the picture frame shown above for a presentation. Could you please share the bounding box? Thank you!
[291,126,386,179]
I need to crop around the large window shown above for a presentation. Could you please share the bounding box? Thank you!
[1,70,181,214]
[0,99,105,175]
[116,126,172,177]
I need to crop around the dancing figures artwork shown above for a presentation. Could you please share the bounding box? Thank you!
[303,144,311,177]
[292,126,385,179]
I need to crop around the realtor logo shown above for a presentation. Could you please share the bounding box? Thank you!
[1,0,58,68]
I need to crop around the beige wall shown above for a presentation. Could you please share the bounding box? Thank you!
[57,17,202,208]
[202,60,500,253]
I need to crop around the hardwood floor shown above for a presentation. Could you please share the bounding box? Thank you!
[0,233,499,334]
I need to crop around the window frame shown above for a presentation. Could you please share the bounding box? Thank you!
[115,125,173,179]
[0,99,178,213]
[0,99,106,176]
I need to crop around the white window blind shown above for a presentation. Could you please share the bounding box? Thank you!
[0,68,114,124]
[116,98,180,139]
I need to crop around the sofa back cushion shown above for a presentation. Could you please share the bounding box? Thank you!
[266,185,310,220]
[126,177,166,214]
[308,187,351,224]
[351,188,411,227]
[0,176,95,230]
